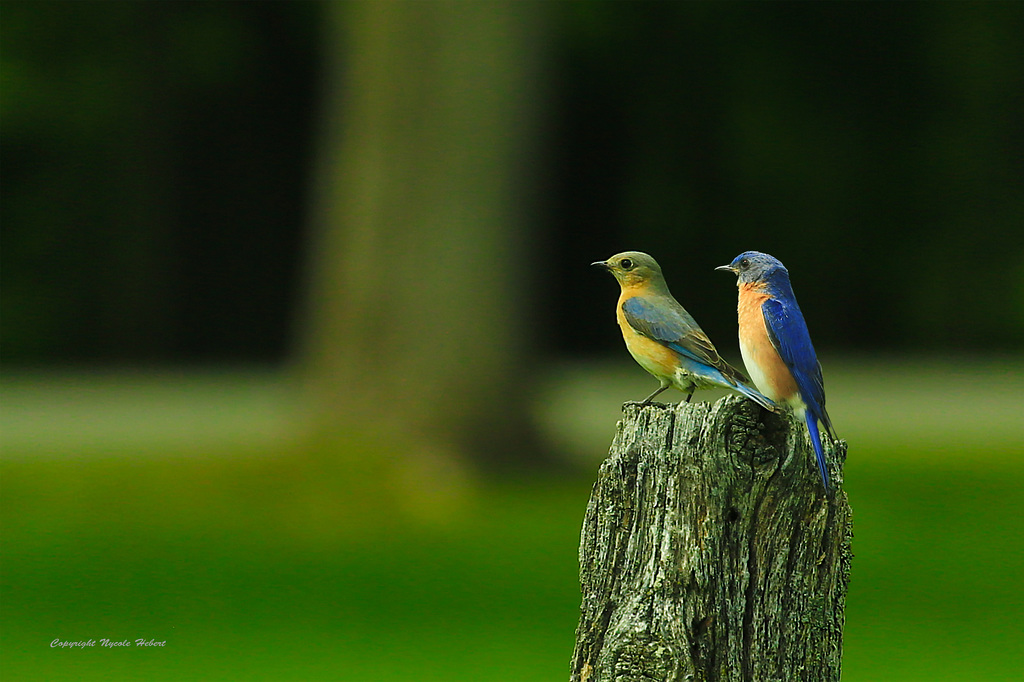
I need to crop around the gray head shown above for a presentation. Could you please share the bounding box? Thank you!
[715,251,788,285]
[591,251,668,290]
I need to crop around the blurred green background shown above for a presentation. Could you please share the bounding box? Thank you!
[2,2,1023,680]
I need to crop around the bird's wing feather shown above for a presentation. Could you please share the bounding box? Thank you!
[761,297,828,416]
[622,296,746,382]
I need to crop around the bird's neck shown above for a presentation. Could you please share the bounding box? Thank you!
[739,280,770,295]
[620,284,671,309]
[620,276,671,299]
[738,281,770,313]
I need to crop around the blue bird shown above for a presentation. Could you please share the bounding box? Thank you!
[593,251,776,411]
[717,251,837,492]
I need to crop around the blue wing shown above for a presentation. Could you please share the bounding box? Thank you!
[761,297,835,439]
[621,296,744,381]
[622,296,776,411]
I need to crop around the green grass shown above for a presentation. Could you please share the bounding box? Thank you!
[1,458,590,682]
[842,457,1024,681]
[3,364,1024,680]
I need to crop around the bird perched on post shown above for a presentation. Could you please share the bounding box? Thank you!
[592,251,776,411]
[717,251,837,492]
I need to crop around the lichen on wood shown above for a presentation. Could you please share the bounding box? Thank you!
[570,396,852,682]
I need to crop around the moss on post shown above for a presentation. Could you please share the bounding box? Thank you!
[571,396,852,682]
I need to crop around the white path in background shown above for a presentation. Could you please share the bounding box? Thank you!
[535,356,1024,466]
[3,357,1023,463]
[0,368,300,458]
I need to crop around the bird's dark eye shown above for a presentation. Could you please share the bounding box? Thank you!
[739,258,750,270]
[620,258,633,269]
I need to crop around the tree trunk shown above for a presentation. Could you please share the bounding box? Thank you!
[571,396,852,682]
[297,0,548,464]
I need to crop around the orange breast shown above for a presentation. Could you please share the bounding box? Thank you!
[737,283,799,402]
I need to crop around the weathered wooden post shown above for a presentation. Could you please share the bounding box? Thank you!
[571,396,852,682]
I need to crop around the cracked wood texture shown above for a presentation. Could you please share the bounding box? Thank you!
[570,396,852,682]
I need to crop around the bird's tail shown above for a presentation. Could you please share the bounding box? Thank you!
[731,381,777,412]
[805,413,831,493]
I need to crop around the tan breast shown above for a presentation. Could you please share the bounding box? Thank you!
[616,290,681,383]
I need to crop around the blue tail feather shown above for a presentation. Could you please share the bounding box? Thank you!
[805,413,831,492]
[732,380,777,412]
[676,359,776,411]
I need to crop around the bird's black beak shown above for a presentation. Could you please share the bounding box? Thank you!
[715,264,738,274]
[591,260,610,270]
